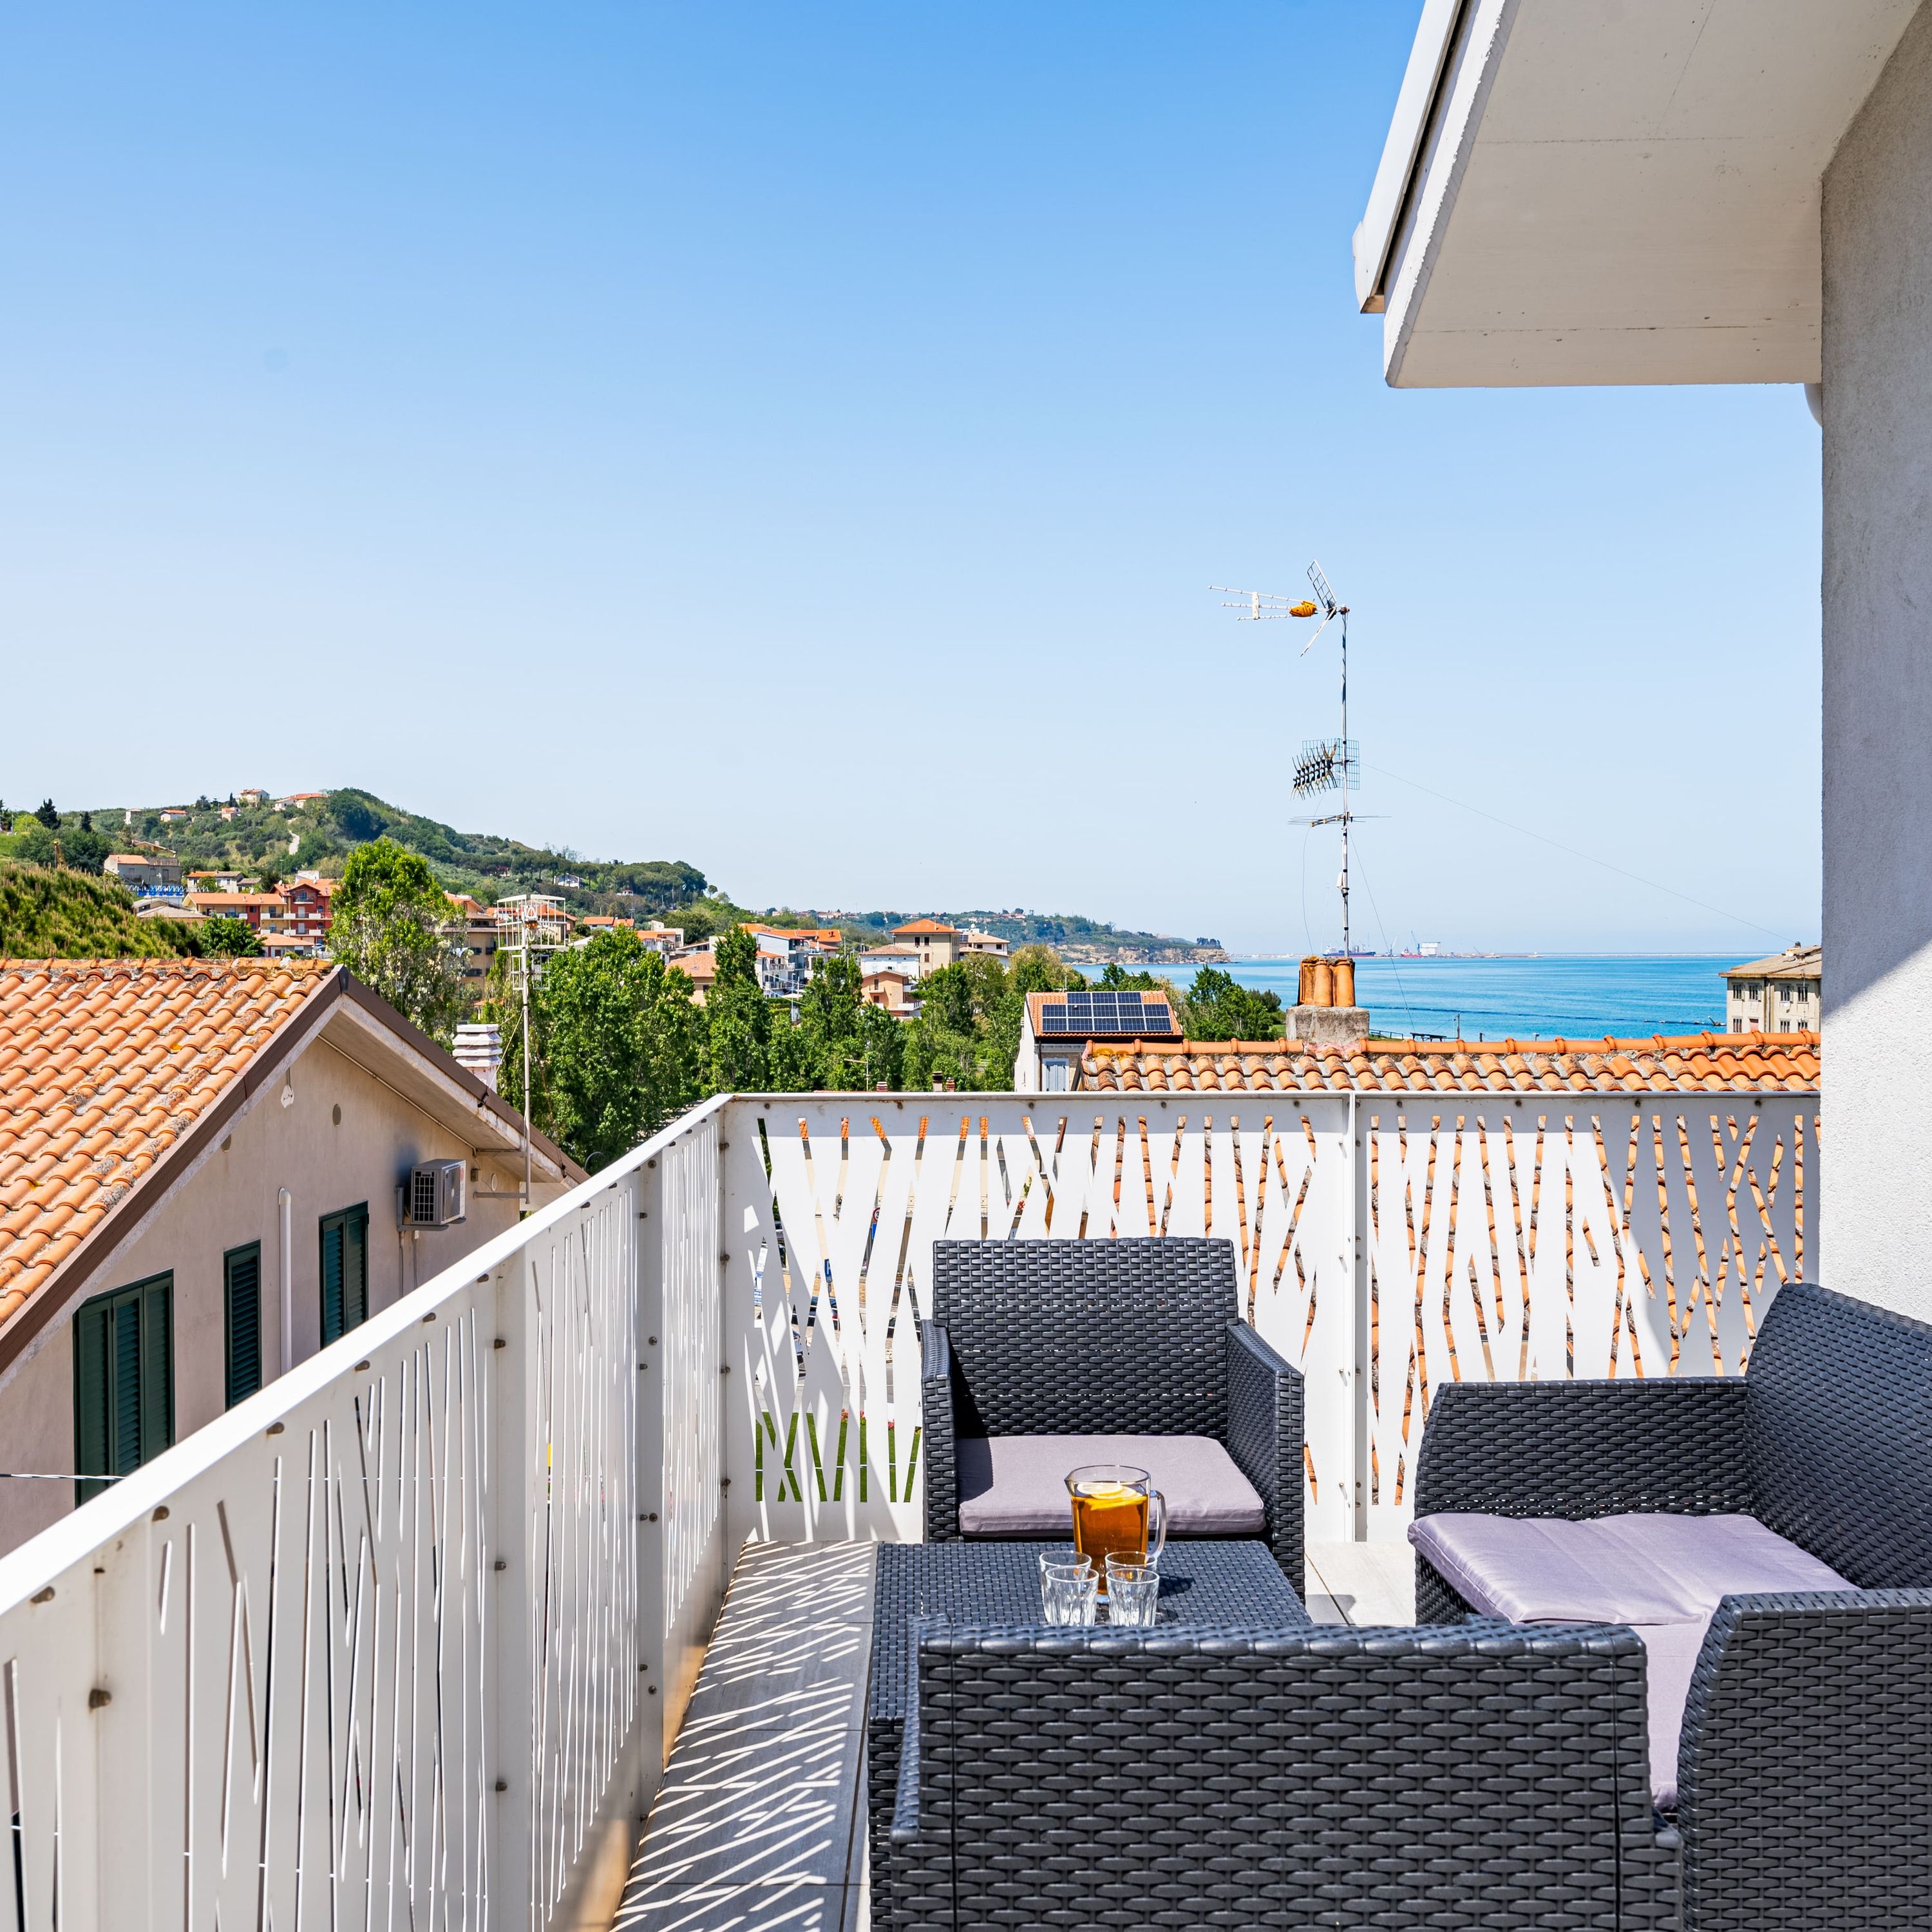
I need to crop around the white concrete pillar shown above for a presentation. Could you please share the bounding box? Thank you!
[1819,0,1932,1320]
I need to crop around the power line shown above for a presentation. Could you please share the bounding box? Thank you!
[1363,761,1786,943]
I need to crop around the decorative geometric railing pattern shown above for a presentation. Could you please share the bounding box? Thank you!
[1361,1096,1813,1535]
[0,1101,734,1932]
[722,1091,1819,1546]
[723,1097,1358,1542]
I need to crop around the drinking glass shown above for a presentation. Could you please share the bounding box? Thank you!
[1104,1557,1161,1627]
[1038,1549,1097,1626]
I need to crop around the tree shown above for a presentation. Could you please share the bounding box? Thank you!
[328,837,467,1042]
[198,914,263,956]
[34,800,59,830]
[703,925,771,1092]
[903,953,1020,1090]
[14,817,108,874]
[495,930,702,1170]
[1182,967,1285,1042]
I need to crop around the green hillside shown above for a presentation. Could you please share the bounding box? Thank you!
[14,786,1222,960]
[55,789,708,917]
[0,862,200,959]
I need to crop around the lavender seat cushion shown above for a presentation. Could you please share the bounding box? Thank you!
[1410,1511,1853,1806]
[956,1434,1266,1537]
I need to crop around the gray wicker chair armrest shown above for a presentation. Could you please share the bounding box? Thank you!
[920,1321,961,1542]
[1416,1377,1755,1522]
[1225,1320,1304,1586]
[1677,1586,1932,1931]
[898,1618,1675,1929]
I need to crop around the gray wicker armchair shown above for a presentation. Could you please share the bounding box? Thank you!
[920,1237,1303,1583]
[1412,1279,1932,1931]
[889,1620,1681,1931]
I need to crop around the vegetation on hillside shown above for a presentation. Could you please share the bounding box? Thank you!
[0,862,200,959]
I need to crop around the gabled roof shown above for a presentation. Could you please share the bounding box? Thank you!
[0,959,578,1376]
[893,918,958,936]
[1725,945,1822,981]
[1079,1032,1818,1094]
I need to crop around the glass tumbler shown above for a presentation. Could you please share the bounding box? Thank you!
[1039,1549,1098,1626]
[1104,1557,1160,1627]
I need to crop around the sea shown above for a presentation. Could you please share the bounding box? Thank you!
[1219,955,1733,1043]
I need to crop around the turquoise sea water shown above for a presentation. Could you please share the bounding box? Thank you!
[1222,955,1732,1042]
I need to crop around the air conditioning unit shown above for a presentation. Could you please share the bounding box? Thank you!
[405,1160,466,1229]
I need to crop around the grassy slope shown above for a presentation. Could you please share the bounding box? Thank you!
[0,862,200,958]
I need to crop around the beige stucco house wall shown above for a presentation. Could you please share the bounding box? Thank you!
[0,983,576,1555]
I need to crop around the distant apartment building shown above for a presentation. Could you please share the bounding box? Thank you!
[893,918,963,972]
[638,925,684,957]
[963,929,1010,960]
[860,942,923,983]
[670,948,717,1004]
[1725,945,1821,1034]
[103,853,182,894]
[184,875,336,957]
[236,788,269,806]
[743,925,838,999]
[280,875,334,950]
[185,891,285,933]
[860,971,918,1016]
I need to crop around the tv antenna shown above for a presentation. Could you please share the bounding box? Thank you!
[1212,561,1359,958]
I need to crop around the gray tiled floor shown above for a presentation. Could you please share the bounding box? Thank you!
[614,1543,875,1932]
[616,1537,1417,1931]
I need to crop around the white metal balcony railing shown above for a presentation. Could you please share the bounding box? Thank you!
[0,1084,1816,1928]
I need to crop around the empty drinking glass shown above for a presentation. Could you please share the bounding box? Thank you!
[1039,1549,1098,1626]
[1104,1557,1160,1627]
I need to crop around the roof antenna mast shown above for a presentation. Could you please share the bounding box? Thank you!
[1210,564,1358,957]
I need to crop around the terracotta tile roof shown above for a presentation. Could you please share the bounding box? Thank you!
[1723,944,1821,981]
[1079,1032,1819,1094]
[893,918,958,937]
[0,959,331,1327]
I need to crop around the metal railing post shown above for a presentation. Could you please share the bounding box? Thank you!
[488,1253,536,1930]
[635,1156,669,1807]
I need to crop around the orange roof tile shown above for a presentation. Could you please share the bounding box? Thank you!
[0,960,332,1327]
[893,918,959,936]
[1079,1032,1819,1094]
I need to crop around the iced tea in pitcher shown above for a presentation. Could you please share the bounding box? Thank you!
[1065,1464,1167,1587]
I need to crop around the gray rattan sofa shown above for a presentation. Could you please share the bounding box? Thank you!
[1411,1278,1932,1930]
[920,1237,1303,1581]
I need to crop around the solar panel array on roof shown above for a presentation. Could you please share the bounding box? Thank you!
[1040,991,1179,1036]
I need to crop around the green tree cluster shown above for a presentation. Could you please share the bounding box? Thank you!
[327,838,468,1043]
[493,929,703,1171]
[1182,967,1285,1041]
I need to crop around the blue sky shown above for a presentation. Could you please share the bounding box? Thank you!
[1,3,1821,955]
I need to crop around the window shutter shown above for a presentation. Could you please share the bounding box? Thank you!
[73,1300,110,1506]
[321,1216,345,1345]
[139,1274,174,1467]
[225,1244,262,1408]
[72,1274,173,1506]
[345,1206,368,1331]
[319,1205,370,1345]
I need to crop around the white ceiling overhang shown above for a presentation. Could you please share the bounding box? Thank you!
[1354,0,1924,387]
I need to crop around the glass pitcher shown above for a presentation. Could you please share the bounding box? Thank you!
[1065,1464,1168,1587]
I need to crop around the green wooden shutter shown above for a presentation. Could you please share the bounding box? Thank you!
[321,1215,345,1344]
[319,1205,370,1345]
[72,1274,173,1506]
[73,1300,110,1506]
[345,1205,368,1331]
[140,1274,173,1466]
[224,1244,261,1408]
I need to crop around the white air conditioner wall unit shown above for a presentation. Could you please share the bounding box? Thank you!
[406,1159,466,1229]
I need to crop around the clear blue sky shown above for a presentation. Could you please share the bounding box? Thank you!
[1,3,1821,956]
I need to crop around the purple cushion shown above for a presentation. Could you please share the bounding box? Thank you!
[956,1434,1265,1537]
[1409,1511,1853,1806]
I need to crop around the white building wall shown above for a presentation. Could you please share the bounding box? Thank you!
[0,1036,529,1555]
[1820,1,1932,1319]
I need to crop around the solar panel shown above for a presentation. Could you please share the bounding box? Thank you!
[1040,992,1179,1035]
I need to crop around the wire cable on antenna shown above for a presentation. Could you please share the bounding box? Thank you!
[1363,761,1786,942]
